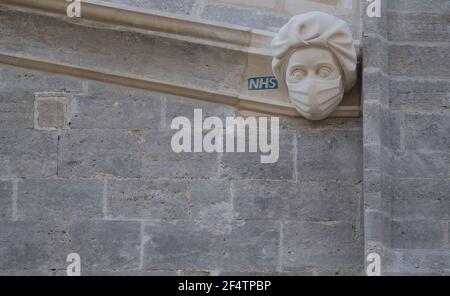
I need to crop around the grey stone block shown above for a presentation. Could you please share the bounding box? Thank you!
[282,221,363,270]
[363,170,381,195]
[35,96,67,129]
[362,36,389,73]
[107,179,189,219]
[381,148,450,178]
[392,220,445,249]
[388,11,449,42]
[143,220,279,271]
[69,220,141,271]
[17,179,103,222]
[218,270,316,276]
[0,220,140,272]
[0,221,72,271]
[279,117,362,131]
[404,112,450,152]
[70,87,161,129]
[234,180,360,221]
[0,180,13,220]
[385,249,450,276]
[165,95,235,128]
[0,269,53,276]
[0,129,57,178]
[0,65,82,93]
[82,270,178,276]
[362,70,389,104]
[0,90,34,128]
[380,110,402,151]
[389,78,450,112]
[389,44,450,78]
[141,128,219,178]
[297,129,363,180]
[104,0,196,15]
[362,101,381,145]
[387,0,449,13]
[191,180,232,220]
[364,144,380,170]
[220,130,294,180]
[364,191,391,216]
[201,3,289,32]
[364,211,391,246]
[58,130,141,178]
[391,179,450,220]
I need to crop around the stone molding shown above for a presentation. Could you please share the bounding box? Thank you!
[0,0,361,117]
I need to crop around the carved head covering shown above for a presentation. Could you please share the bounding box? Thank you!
[272,11,357,92]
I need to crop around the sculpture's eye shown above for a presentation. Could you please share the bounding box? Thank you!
[291,68,307,80]
[317,66,333,79]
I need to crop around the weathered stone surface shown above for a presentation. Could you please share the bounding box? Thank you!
[388,11,450,42]
[297,129,362,180]
[104,0,196,15]
[0,90,34,128]
[141,128,219,178]
[363,170,381,195]
[82,270,178,276]
[362,36,389,74]
[191,180,232,220]
[364,144,380,170]
[35,97,66,129]
[234,180,360,221]
[0,129,57,178]
[385,249,450,276]
[69,220,141,271]
[0,10,246,95]
[70,86,161,129]
[381,148,450,179]
[58,130,141,178]
[387,0,449,13]
[389,78,450,112]
[0,180,13,220]
[17,179,103,222]
[283,221,362,270]
[164,95,235,128]
[0,65,82,93]
[362,70,389,105]
[201,3,289,32]
[381,110,402,151]
[143,220,279,271]
[404,113,450,152]
[364,210,391,246]
[0,221,68,271]
[220,130,294,180]
[107,179,189,219]
[362,101,381,145]
[0,220,140,271]
[391,179,450,220]
[279,117,362,131]
[391,220,445,249]
[389,44,450,78]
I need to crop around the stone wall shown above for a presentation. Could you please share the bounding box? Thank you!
[362,0,450,275]
[2,0,448,276]
[0,63,363,275]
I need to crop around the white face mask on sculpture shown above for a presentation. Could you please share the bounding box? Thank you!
[285,47,344,120]
[271,11,358,121]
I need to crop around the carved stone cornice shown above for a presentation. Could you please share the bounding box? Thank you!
[0,0,361,117]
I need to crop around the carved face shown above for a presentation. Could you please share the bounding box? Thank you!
[285,47,344,120]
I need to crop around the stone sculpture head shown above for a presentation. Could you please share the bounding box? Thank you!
[272,11,357,120]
